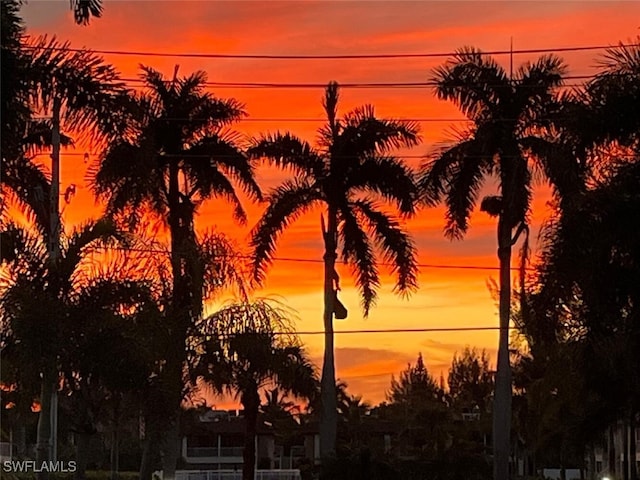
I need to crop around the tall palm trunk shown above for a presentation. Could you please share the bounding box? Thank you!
[74,431,92,480]
[242,387,260,480]
[630,412,637,480]
[493,218,513,480]
[110,429,119,480]
[588,443,597,480]
[110,401,120,480]
[156,164,192,480]
[624,419,630,480]
[139,406,161,480]
[36,371,54,479]
[609,425,617,477]
[320,208,338,459]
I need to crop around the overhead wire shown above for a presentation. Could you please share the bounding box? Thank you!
[116,73,630,90]
[85,245,534,272]
[20,42,640,60]
[271,326,518,336]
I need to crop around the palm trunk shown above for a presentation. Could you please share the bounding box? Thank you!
[493,218,513,480]
[74,432,92,480]
[161,418,180,480]
[157,163,193,480]
[624,419,630,480]
[589,443,597,480]
[242,389,260,480]
[139,413,161,480]
[630,412,637,480]
[319,208,338,460]
[15,423,26,458]
[36,372,54,480]
[159,343,185,480]
[609,425,616,478]
[110,406,120,480]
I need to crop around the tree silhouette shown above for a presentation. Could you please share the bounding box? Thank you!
[419,48,575,480]
[191,300,318,480]
[248,81,420,458]
[90,65,259,480]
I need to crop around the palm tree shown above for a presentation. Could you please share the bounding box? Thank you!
[418,48,573,480]
[190,299,318,480]
[248,81,420,458]
[90,65,261,480]
[8,39,126,472]
[0,218,145,477]
[70,0,103,25]
[580,37,640,149]
[533,158,640,479]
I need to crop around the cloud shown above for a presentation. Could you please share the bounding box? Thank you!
[308,346,416,403]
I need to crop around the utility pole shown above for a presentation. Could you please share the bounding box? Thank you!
[510,37,514,81]
[49,95,61,463]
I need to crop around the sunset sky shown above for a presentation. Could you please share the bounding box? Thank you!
[19,1,640,406]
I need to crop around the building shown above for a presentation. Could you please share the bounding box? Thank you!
[180,409,308,472]
[590,419,640,479]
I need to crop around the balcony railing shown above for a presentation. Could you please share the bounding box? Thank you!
[174,470,301,480]
[185,447,244,458]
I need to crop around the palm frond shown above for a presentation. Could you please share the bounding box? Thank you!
[515,54,566,122]
[353,199,418,296]
[431,47,509,121]
[443,150,489,239]
[194,167,248,224]
[197,231,248,301]
[139,66,172,110]
[70,0,103,25]
[520,136,586,203]
[597,37,640,75]
[346,155,418,215]
[338,205,379,316]
[0,223,48,280]
[340,106,422,154]
[60,218,125,295]
[191,298,316,401]
[0,155,51,237]
[250,180,322,284]
[22,119,75,152]
[89,136,167,219]
[248,132,325,178]
[323,81,340,129]
[419,138,489,239]
[26,36,127,144]
[185,135,262,203]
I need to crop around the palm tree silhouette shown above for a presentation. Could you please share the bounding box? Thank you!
[0,33,126,474]
[191,300,318,480]
[90,65,261,480]
[248,81,420,458]
[419,47,572,480]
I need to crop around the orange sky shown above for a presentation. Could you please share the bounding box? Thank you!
[19,0,640,406]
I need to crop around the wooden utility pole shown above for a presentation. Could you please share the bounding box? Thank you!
[49,95,61,464]
[36,95,61,478]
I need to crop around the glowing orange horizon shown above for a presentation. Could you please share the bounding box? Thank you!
[17,0,640,405]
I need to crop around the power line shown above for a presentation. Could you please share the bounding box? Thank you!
[278,326,513,336]
[30,150,640,160]
[120,81,589,90]
[87,245,533,272]
[118,73,617,90]
[21,42,640,60]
